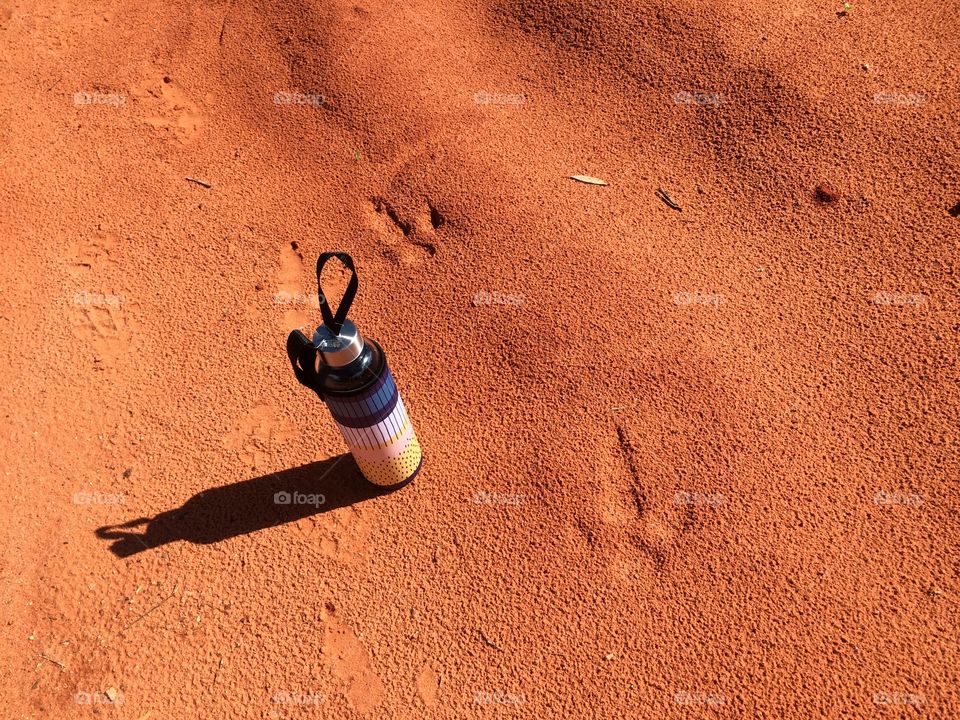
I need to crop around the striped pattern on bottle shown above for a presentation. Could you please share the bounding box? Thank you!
[323,366,422,487]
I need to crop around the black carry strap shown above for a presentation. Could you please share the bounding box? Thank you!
[286,329,326,399]
[316,252,358,336]
[286,251,359,399]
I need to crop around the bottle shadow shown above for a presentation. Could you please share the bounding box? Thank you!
[95,454,386,558]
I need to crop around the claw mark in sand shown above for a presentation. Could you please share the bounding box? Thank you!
[609,421,694,573]
[365,197,439,265]
[68,298,140,367]
[68,231,119,277]
[132,70,204,142]
[306,505,370,562]
[614,421,648,517]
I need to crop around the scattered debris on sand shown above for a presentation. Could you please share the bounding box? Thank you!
[570,175,607,186]
[655,187,682,211]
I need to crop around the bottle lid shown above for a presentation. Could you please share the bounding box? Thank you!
[313,319,364,367]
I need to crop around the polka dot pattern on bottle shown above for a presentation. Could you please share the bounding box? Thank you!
[328,367,423,487]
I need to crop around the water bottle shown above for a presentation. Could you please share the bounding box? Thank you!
[286,252,423,489]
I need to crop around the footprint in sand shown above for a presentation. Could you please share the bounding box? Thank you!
[585,353,747,581]
[310,505,370,562]
[67,227,138,366]
[67,230,119,278]
[416,664,441,707]
[276,240,316,332]
[67,294,140,367]
[131,72,204,142]
[320,603,386,713]
[589,420,696,581]
[363,197,440,267]
[223,404,295,470]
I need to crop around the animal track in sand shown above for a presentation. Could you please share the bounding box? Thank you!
[68,298,141,367]
[278,241,304,294]
[223,404,295,470]
[591,421,695,577]
[66,226,138,365]
[364,197,440,266]
[276,240,314,332]
[67,230,119,277]
[320,602,386,713]
[416,664,441,707]
[131,72,204,142]
[296,505,370,563]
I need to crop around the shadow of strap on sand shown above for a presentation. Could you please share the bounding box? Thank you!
[95,454,387,558]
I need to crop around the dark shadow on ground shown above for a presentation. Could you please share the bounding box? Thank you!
[96,454,385,557]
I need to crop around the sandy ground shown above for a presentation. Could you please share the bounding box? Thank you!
[1,0,959,717]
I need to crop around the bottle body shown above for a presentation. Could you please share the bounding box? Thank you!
[286,251,423,490]
[319,340,423,488]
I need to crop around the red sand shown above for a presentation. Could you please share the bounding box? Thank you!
[1,0,958,717]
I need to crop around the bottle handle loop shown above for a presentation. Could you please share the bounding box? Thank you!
[316,252,358,336]
[286,329,326,399]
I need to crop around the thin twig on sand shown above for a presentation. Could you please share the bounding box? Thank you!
[186,176,212,189]
[479,629,503,651]
[39,653,66,670]
[122,584,178,632]
[655,188,682,211]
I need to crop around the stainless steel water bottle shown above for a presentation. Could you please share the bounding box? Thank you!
[286,252,423,489]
